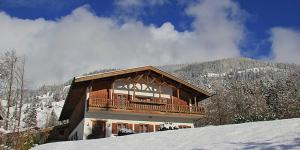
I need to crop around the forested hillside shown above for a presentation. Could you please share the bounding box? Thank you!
[160,58,300,125]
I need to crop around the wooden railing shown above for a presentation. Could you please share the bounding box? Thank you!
[88,98,205,115]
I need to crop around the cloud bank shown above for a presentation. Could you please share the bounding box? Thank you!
[0,0,246,86]
[270,27,300,64]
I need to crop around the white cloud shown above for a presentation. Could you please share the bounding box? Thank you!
[0,0,246,87]
[270,27,300,64]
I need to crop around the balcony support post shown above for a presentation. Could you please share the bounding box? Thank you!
[127,83,130,101]
[158,84,161,100]
[86,80,93,111]
[112,81,115,106]
[177,88,180,99]
[171,96,174,111]
[133,83,136,101]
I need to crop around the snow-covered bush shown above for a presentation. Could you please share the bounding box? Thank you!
[118,128,134,136]
[158,123,178,131]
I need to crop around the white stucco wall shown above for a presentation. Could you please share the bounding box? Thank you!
[69,119,85,140]
[82,112,195,139]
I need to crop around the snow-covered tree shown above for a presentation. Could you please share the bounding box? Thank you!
[23,101,37,128]
[46,110,58,127]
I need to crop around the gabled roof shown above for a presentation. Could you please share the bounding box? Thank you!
[59,66,211,121]
[75,66,211,96]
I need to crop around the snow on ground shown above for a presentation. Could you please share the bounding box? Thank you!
[33,118,300,150]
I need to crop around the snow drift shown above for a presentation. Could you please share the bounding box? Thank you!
[32,118,300,150]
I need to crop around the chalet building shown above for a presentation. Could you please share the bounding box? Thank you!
[59,66,211,140]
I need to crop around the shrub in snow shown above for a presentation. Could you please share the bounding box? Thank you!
[158,123,178,131]
[118,128,134,136]
[23,133,35,150]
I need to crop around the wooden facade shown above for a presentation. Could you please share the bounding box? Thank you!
[59,66,211,140]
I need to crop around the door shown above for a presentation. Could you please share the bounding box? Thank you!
[92,120,106,138]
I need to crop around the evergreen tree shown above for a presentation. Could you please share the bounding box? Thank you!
[23,101,37,128]
[47,110,58,127]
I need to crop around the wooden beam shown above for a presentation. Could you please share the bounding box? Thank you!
[177,88,180,99]
[194,96,197,106]
[112,81,115,101]
[171,96,174,111]
[127,83,130,100]
[159,85,161,99]
[126,77,132,83]
[133,82,136,101]
[134,74,144,82]
[149,77,156,84]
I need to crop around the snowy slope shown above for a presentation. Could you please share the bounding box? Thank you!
[0,84,68,131]
[33,118,300,150]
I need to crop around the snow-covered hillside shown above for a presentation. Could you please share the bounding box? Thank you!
[1,95,65,130]
[0,84,68,131]
[33,118,300,150]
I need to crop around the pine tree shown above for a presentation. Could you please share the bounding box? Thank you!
[47,110,58,127]
[23,101,37,128]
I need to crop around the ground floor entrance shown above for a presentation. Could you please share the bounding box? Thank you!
[88,120,106,139]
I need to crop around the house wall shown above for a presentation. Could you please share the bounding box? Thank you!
[83,112,194,139]
[68,94,85,137]
[68,119,84,140]
[90,80,111,99]
[67,75,201,140]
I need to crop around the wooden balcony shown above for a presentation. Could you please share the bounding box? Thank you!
[88,98,205,115]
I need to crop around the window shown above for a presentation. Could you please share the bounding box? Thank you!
[139,124,148,133]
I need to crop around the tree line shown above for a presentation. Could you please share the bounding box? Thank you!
[0,51,62,149]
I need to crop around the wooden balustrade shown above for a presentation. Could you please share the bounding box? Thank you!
[89,98,205,115]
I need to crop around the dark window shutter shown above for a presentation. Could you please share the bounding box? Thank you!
[128,124,133,130]
[155,125,160,131]
[134,124,140,133]
[149,124,154,132]
[112,123,117,134]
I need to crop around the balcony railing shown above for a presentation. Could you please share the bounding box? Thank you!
[88,98,205,115]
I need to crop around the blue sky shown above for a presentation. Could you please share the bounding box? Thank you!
[0,0,299,85]
[1,0,299,58]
